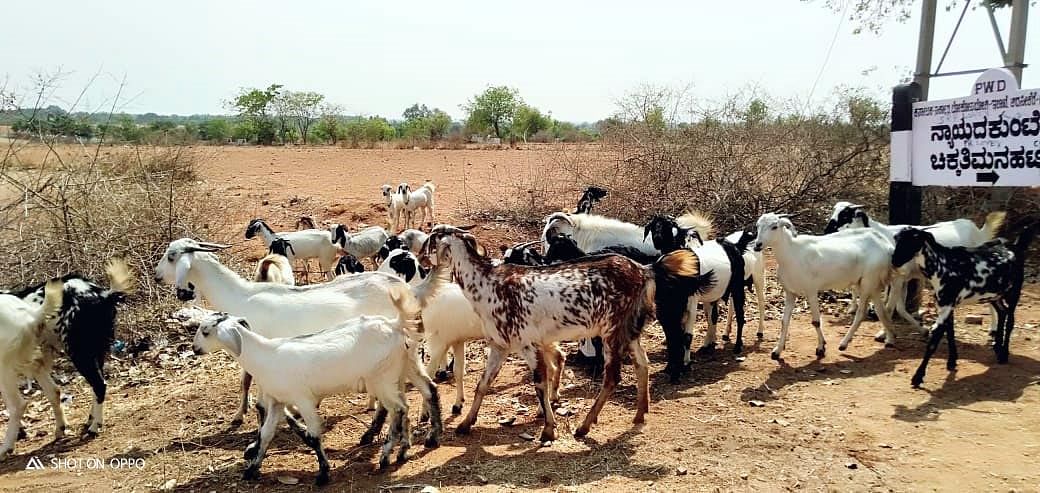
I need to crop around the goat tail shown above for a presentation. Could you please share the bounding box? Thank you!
[255,257,278,283]
[422,181,436,193]
[676,211,714,244]
[104,258,135,302]
[40,279,64,331]
[982,211,1008,240]
[409,262,449,310]
[652,249,717,298]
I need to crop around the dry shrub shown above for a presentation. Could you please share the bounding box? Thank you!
[0,142,240,341]
[463,89,891,235]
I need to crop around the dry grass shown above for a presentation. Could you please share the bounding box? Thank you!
[0,140,243,341]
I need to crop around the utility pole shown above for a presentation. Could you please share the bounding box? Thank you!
[1006,0,1030,85]
[890,0,936,312]
[913,0,938,98]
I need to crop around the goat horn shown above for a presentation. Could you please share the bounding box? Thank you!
[777,213,793,218]
[513,240,542,250]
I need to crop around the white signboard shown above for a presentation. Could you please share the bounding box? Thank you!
[907,68,1040,186]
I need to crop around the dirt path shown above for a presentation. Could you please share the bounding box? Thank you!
[1,147,1038,492]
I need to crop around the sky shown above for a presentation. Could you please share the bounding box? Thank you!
[1,0,1035,122]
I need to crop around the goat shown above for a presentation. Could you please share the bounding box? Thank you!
[573,186,608,214]
[645,215,750,377]
[382,184,407,232]
[399,181,436,229]
[331,224,391,265]
[334,254,366,276]
[190,289,442,484]
[296,215,317,230]
[253,238,295,285]
[754,213,896,360]
[378,249,485,414]
[422,225,715,441]
[892,226,1036,387]
[154,238,439,426]
[499,235,659,360]
[541,212,667,257]
[723,228,766,345]
[245,219,342,280]
[6,260,134,437]
[0,280,63,459]
[824,202,1006,339]
[376,229,429,264]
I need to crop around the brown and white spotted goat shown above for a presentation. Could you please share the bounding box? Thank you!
[422,225,714,441]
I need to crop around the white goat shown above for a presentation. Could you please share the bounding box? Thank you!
[0,280,63,460]
[378,249,486,415]
[154,238,439,426]
[542,212,660,256]
[190,290,442,484]
[825,202,1006,338]
[253,238,295,286]
[245,219,341,280]
[331,224,391,265]
[400,182,436,229]
[382,184,407,232]
[754,213,896,360]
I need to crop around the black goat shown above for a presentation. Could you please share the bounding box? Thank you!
[6,259,134,436]
[892,225,1036,388]
[573,186,608,214]
[375,236,407,264]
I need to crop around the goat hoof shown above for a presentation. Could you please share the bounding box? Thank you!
[17,428,26,441]
[434,370,450,382]
[884,342,896,349]
[997,354,1010,365]
[837,344,848,352]
[770,351,781,361]
[539,429,558,442]
[396,452,409,465]
[910,374,925,388]
[815,348,826,359]
[242,465,261,481]
[419,413,430,423]
[732,344,743,355]
[378,457,390,470]
[721,335,731,342]
[315,471,330,486]
[695,345,716,355]
[947,362,957,372]
[229,417,244,428]
[424,436,440,449]
[451,404,462,415]
[573,426,590,438]
[874,333,886,343]
[455,423,472,435]
[756,332,764,340]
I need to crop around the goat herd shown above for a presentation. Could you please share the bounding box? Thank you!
[0,182,1035,486]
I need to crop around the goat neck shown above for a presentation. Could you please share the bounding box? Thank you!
[188,255,255,311]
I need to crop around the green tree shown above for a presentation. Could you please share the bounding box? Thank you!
[228,84,282,144]
[402,104,453,141]
[312,103,344,144]
[462,86,521,139]
[116,116,142,142]
[281,91,324,144]
[512,105,551,142]
[199,119,231,142]
[744,99,769,127]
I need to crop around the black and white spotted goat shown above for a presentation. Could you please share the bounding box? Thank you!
[4,259,134,438]
[892,225,1036,387]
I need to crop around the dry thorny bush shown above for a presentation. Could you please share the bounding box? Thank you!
[0,140,242,342]
[465,88,1037,240]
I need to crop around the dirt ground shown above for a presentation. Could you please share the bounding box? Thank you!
[1,146,1039,493]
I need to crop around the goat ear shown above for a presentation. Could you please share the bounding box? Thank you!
[643,224,652,240]
[196,242,230,251]
[217,323,243,357]
[671,226,679,238]
[855,209,870,227]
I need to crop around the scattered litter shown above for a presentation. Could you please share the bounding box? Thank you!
[277,476,299,485]
[676,467,688,476]
[519,432,535,441]
[839,369,852,375]
[748,400,766,407]
[498,416,516,427]
[965,315,984,325]
[420,487,440,493]
[555,407,572,417]
[770,418,790,427]
[879,443,893,449]
[158,479,177,491]
[845,462,858,470]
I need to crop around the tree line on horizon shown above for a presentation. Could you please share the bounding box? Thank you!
[0,84,600,146]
